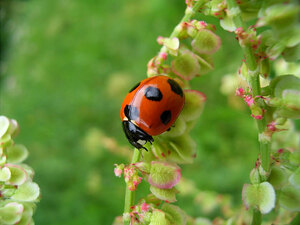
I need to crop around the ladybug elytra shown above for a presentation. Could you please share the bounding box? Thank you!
[120,75,185,150]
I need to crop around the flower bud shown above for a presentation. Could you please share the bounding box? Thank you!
[250,168,260,184]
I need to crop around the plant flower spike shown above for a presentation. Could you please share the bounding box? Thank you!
[113,0,300,225]
[0,116,40,225]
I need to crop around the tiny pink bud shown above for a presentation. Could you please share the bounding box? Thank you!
[199,21,207,28]
[157,36,164,45]
[128,183,136,191]
[159,52,167,60]
[277,149,284,154]
[235,27,243,33]
[267,121,276,131]
[251,114,263,120]
[236,88,245,97]
[114,167,122,177]
[141,203,149,212]
[244,95,254,107]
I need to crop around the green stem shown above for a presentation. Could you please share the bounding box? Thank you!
[251,209,262,225]
[226,0,272,224]
[226,0,271,171]
[123,148,141,225]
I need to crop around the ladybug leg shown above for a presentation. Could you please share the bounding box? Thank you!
[166,127,171,132]
[141,146,148,152]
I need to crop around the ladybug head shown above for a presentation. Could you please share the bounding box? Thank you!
[122,121,154,151]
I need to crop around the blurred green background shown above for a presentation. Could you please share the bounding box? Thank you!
[1,0,262,224]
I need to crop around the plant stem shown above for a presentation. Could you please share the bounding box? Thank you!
[225,0,271,172]
[251,209,262,225]
[123,148,141,225]
[226,0,272,224]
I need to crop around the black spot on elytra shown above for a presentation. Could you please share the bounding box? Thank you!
[144,86,163,101]
[129,82,140,93]
[167,79,183,97]
[160,110,171,125]
[124,105,139,120]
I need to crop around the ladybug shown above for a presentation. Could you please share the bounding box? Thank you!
[120,75,185,150]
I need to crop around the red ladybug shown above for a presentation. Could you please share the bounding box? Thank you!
[120,75,185,150]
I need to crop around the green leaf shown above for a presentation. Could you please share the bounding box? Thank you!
[266,42,285,60]
[285,27,300,48]
[242,182,276,214]
[161,203,186,225]
[282,44,300,62]
[7,144,29,164]
[0,202,24,225]
[152,134,196,164]
[289,167,300,188]
[150,186,177,202]
[0,134,13,148]
[164,37,180,56]
[220,16,236,32]
[0,116,10,138]
[193,54,214,75]
[268,166,288,189]
[7,119,19,137]
[181,90,206,122]
[12,181,40,202]
[279,185,300,211]
[6,164,27,185]
[192,29,221,54]
[270,75,300,98]
[0,167,11,182]
[148,161,181,189]
[16,203,34,225]
[168,135,197,164]
[172,51,200,80]
[258,4,300,30]
[150,210,170,225]
[19,164,35,180]
[134,161,151,174]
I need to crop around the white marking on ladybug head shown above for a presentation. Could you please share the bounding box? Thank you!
[137,139,146,146]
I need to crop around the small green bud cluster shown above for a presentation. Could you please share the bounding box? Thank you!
[114,194,192,225]
[0,116,40,225]
[147,19,220,80]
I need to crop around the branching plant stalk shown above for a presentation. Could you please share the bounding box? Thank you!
[123,1,208,224]
[225,0,271,175]
[226,0,272,224]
